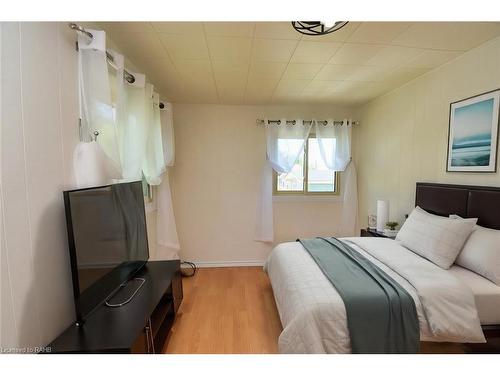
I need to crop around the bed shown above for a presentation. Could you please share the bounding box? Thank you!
[264,182,500,353]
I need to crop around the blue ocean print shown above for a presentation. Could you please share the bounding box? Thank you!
[451,98,494,167]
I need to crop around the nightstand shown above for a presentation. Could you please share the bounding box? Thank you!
[360,228,395,239]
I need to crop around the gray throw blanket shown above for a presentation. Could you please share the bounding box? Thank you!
[298,237,419,353]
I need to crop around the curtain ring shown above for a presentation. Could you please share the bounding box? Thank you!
[291,120,296,126]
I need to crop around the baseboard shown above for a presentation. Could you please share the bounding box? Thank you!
[182,260,265,268]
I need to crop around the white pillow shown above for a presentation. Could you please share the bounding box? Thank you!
[450,220,500,285]
[396,206,477,269]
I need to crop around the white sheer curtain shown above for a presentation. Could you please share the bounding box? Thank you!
[74,28,121,188]
[104,49,180,259]
[115,71,149,181]
[314,119,352,172]
[255,119,312,242]
[266,119,311,173]
[143,92,166,185]
[156,104,180,259]
[76,35,180,259]
[314,119,358,236]
[161,103,175,167]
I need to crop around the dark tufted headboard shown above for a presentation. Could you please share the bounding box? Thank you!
[415,182,500,230]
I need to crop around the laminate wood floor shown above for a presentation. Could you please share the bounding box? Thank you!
[163,266,473,354]
[163,267,282,354]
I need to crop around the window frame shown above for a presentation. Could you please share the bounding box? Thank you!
[273,134,340,196]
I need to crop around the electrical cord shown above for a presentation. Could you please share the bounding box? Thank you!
[180,261,197,277]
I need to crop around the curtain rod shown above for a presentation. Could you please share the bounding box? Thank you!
[69,23,166,108]
[256,119,358,126]
[69,23,136,84]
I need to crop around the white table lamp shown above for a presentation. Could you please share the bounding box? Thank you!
[376,200,389,232]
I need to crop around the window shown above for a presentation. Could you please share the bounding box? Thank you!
[274,135,339,195]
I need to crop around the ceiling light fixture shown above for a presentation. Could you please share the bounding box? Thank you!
[291,21,349,36]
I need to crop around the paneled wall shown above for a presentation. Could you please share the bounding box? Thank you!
[171,103,359,265]
[356,36,500,227]
[0,22,168,350]
[1,23,79,350]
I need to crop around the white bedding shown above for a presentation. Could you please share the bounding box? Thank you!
[449,265,500,325]
[264,237,485,354]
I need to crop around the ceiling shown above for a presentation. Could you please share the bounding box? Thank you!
[97,22,500,105]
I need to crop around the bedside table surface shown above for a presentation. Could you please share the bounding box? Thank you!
[360,228,396,239]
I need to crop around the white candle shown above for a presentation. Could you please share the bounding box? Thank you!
[376,200,389,232]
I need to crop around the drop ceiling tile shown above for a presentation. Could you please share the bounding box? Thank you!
[282,63,323,80]
[300,91,328,102]
[248,62,287,79]
[382,66,431,88]
[326,80,360,93]
[99,21,500,106]
[303,80,342,94]
[245,79,278,104]
[179,91,219,104]
[135,58,178,88]
[178,78,219,103]
[319,91,352,103]
[275,79,310,92]
[272,91,304,103]
[159,33,209,60]
[245,94,273,104]
[217,82,246,104]
[402,49,462,69]
[254,22,302,40]
[220,94,246,104]
[347,22,411,44]
[291,41,342,63]
[215,78,248,102]
[110,32,170,64]
[100,22,155,34]
[156,76,186,102]
[329,43,385,65]
[216,80,247,93]
[315,64,359,80]
[151,22,204,34]
[251,39,299,62]
[393,22,500,51]
[365,45,425,67]
[246,78,279,93]
[212,61,249,83]
[300,22,361,42]
[204,22,255,37]
[346,65,392,82]
[207,36,253,62]
[273,81,310,101]
[174,59,214,83]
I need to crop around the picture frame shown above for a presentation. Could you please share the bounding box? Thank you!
[447,89,500,172]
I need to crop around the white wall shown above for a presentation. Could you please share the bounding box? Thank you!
[171,103,358,265]
[1,23,79,350]
[356,36,500,228]
[0,22,168,350]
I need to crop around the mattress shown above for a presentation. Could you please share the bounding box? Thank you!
[265,238,485,353]
[448,265,500,325]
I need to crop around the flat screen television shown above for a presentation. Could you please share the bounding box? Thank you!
[63,181,149,324]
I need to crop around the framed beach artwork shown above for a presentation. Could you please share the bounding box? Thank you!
[447,89,500,172]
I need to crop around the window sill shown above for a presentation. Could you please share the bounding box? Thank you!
[273,194,342,203]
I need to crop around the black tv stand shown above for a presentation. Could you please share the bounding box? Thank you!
[47,260,182,353]
[105,277,147,308]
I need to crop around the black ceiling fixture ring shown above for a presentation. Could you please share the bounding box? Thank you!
[291,21,349,36]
